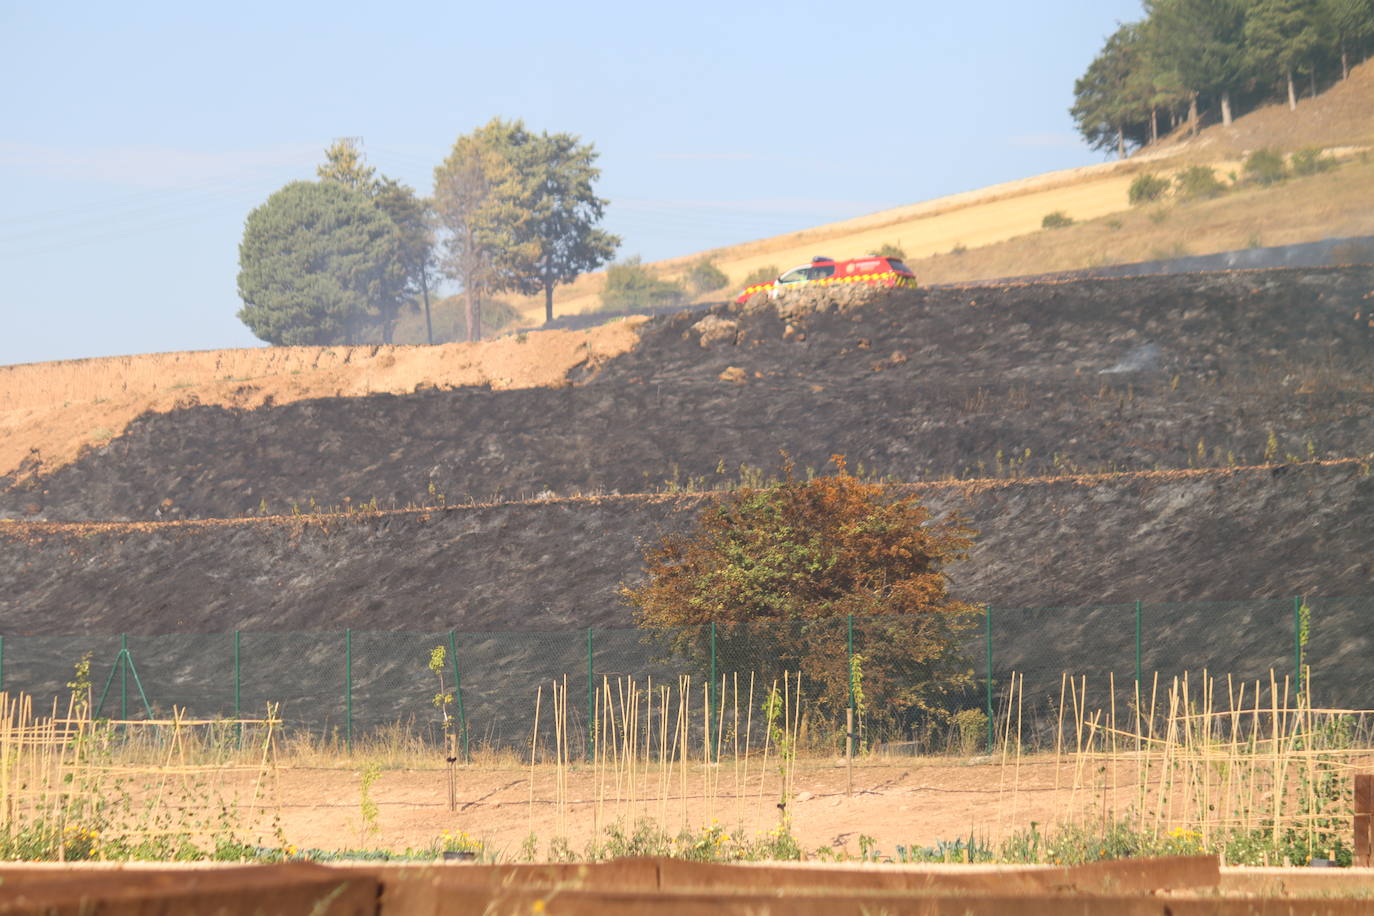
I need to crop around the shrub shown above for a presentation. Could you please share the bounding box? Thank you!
[741,264,779,287]
[1243,148,1288,186]
[1291,146,1336,176]
[684,258,730,295]
[624,456,978,729]
[953,708,988,756]
[1174,165,1227,200]
[1041,211,1074,229]
[867,242,906,260]
[1128,173,1170,205]
[599,256,686,312]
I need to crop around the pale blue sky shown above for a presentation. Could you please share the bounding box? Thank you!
[1,0,1147,366]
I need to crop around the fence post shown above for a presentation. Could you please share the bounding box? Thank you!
[847,614,855,758]
[709,621,718,761]
[0,634,5,693]
[233,631,241,718]
[344,629,353,754]
[586,628,594,761]
[984,606,994,752]
[1355,773,1372,868]
[120,633,128,721]
[1134,600,1142,686]
[448,629,468,762]
[233,630,241,748]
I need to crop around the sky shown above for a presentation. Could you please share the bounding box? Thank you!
[0,0,1148,367]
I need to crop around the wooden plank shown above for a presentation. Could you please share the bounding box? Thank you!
[0,863,377,916]
[1355,773,1373,868]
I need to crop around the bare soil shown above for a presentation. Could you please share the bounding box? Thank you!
[0,320,644,483]
[246,756,1085,859]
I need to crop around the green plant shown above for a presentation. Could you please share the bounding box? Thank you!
[1175,165,1227,200]
[599,256,686,312]
[428,646,455,734]
[1243,148,1288,186]
[684,258,730,295]
[1106,218,1123,230]
[950,242,968,255]
[1128,173,1170,205]
[953,708,988,756]
[741,264,779,287]
[867,242,906,260]
[1291,146,1336,176]
[1041,211,1074,229]
[358,762,382,846]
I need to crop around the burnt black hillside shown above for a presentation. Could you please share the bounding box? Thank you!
[4,267,1372,523]
[2,462,1371,636]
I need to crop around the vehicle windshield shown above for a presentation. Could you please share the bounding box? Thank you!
[807,264,835,279]
[887,259,911,273]
[778,266,811,284]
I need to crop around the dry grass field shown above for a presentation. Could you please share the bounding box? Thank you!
[506,58,1374,321]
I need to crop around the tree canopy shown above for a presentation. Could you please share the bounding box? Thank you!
[236,181,398,346]
[624,458,978,725]
[489,131,620,324]
[1072,0,1372,152]
[434,119,619,338]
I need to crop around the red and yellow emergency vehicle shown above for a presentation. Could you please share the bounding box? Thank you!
[735,255,917,304]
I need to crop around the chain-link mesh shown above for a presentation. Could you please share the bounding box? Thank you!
[0,596,1368,751]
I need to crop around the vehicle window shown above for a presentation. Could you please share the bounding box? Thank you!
[807,264,836,280]
[778,266,810,284]
[886,259,911,273]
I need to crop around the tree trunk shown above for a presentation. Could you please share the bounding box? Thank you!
[1286,70,1297,110]
[1188,95,1199,136]
[1341,43,1349,81]
[544,284,554,325]
[465,286,479,342]
[1220,90,1233,126]
[1310,69,1317,98]
[420,266,433,346]
[1117,126,1126,160]
[1150,108,1158,145]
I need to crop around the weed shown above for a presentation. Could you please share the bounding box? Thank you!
[1041,211,1074,229]
[358,762,381,847]
[1128,173,1169,205]
[1175,165,1227,200]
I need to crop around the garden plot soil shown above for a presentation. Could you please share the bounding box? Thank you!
[4,268,1372,523]
[221,757,1126,860]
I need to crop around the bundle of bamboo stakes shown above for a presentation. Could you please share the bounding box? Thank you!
[526,673,803,839]
[0,692,283,859]
[996,669,1374,857]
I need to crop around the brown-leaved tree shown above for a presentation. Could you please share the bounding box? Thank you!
[624,457,978,733]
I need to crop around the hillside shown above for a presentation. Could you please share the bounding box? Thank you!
[5,268,1369,523]
[3,265,1372,722]
[507,58,1374,322]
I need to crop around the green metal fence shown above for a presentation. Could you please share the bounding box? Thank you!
[1,595,1368,754]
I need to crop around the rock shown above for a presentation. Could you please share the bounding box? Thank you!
[692,315,740,348]
[718,366,748,384]
[795,791,813,802]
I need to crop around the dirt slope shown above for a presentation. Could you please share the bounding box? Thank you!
[6,268,1370,523]
[0,320,644,482]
